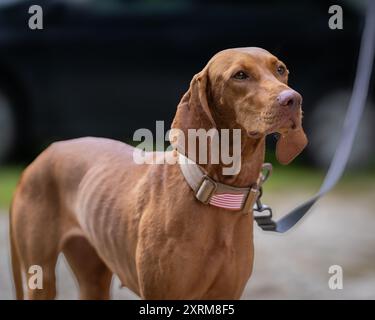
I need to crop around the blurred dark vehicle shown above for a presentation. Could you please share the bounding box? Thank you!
[0,0,372,165]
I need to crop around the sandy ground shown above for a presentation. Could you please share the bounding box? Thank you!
[1,187,374,300]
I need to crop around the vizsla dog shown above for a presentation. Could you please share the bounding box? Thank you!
[10,47,307,300]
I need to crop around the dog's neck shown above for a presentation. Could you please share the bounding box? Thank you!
[198,132,265,188]
[173,128,265,188]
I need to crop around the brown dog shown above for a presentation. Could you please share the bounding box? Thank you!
[10,47,307,300]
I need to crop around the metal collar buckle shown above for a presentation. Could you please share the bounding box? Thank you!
[242,185,260,215]
[195,175,217,204]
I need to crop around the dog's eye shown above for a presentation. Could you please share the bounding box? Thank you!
[233,71,249,80]
[277,65,286,75]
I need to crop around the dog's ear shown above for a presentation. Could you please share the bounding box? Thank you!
[170,68,218,161]
[191,70,217,127]
[276,127,308,165]
[172,69,216,134]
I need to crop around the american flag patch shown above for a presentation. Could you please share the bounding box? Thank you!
[209,193,245,210]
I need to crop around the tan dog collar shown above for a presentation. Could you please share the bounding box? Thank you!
[178,153,264,214]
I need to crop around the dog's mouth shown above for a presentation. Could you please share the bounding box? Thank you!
[273,106,302,133]
[245,107,301,139]
[247,130,263,139]
[247,118,298,139]
[283,118,297,130]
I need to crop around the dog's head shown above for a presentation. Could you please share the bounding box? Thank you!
[172,47,307,165]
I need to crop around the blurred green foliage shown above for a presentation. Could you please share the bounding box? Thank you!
[0,166,21,211]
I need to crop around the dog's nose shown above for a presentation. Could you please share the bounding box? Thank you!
[277,90,302,109]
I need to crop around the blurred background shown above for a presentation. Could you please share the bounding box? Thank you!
[0,0,374,299]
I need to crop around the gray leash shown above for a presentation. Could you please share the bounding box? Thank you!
[254,1,375,233]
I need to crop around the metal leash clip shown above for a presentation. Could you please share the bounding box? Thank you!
[253,163,277,231]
